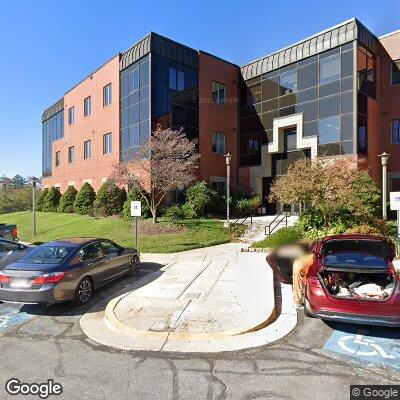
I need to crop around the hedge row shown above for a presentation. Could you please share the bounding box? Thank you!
[36,181,127,217]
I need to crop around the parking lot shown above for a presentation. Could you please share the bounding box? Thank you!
[0,261,399,400]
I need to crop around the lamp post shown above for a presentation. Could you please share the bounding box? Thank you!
[31,177,38,236]
[378,152,390,220]
[224,153,232,228]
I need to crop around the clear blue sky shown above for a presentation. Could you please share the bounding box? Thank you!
[0,0,399,178]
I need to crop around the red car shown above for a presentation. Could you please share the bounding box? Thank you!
[304,234,400,327]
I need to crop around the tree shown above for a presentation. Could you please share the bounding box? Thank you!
[93,180,125,216]
[113,126,199,223]
[11,174,27,188]
[74,183,96,215]
[58,186,78,213]
[42,187,61,212]
[35,188,49,212]
[270,157,380,229]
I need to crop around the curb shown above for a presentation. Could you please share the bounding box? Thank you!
[103,277,276,341]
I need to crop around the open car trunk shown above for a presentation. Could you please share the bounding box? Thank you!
[319,269,395,301]
[319,237,396,301]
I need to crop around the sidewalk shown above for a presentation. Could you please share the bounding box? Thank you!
[81,243,297,352]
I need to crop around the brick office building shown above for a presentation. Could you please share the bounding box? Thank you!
[42,18,400,214]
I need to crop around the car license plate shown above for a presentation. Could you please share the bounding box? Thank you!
[11,279,31,289]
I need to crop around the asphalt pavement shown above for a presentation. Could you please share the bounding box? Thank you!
[0,261,399,399]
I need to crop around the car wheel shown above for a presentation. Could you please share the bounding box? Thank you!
[127,255,140,277]
[74,277,93,306]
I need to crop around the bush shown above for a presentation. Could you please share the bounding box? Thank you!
[235,196,261,216]
[74,183,96,215]
[164,205,186,221]
[57,186,78,213]
[252,227,302,249]
[185,181,218,218]
[94,181,125,216]
[123,188,151,219]
[0,187,32,214]
[35,188,48,212]
[42,187,61,212]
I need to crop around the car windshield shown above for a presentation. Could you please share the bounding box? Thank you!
[323,252,387,269]
[321,239,392,259]
[18,245,73,264]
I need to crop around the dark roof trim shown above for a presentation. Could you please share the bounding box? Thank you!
[120,32,199,71]
[42,98,64,122]
[241,18,378,80]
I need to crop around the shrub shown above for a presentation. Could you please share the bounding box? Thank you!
[0,187,32,214]
[74,182,96,215]
[185,181,218,218]
[57,186,78,213]
[94,181,125,216]
[235,196,261,216]
[123,188,151,219]
[164,205,186,221]
[42,187,61,212]
[252,227,302,249]
[35,188,48,212]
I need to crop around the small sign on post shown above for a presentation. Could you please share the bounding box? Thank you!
[130,201,142,249]
[390,192,400,254]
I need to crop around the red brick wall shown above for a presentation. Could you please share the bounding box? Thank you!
[373,33,400,185]
[198,52,240,188]
[42,55,120,192]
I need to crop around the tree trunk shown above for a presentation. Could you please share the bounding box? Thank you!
[152,211,157,224]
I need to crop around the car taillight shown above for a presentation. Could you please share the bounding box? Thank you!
[308,276,321,287]
[0,272,10,284]
[32,272,65,285]
[12,227,17,238]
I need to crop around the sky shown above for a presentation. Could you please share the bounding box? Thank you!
[0,0,399,178]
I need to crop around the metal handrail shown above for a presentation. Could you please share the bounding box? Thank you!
[264,210,290,236]
[229,214,253,234]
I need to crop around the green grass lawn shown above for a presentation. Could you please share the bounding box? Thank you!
[0,212,232,253]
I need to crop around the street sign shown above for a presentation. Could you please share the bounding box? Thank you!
[390,192,400,210]
[130,201,142,217]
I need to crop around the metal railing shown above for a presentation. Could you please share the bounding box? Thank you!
[229,214,253,234]
[264,210,290,237]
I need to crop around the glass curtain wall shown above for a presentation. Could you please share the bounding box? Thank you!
[239,42,355,166]
[120,54,150,161]
[357,45,376,156]
[42,110,64,176]
[151,54,199,141]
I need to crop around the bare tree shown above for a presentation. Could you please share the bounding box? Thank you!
[113,126,199,223]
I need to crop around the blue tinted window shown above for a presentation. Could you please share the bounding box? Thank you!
[319,115,340,144]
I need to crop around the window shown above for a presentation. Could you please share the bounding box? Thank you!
[392,119,400,144]
[78,242,103,261]
[103,84,112,106]
[392,61,400,86]
[212,132,225,154]
[100,240,120,255]
[318,115,340,144]
[68,107,75,125]
[103,133,112,154]
[212,82,226,104]
[84,140,91,160]
[55,151,61,167]
[280,69,297,94]
[320,54,340,84]
[248,138,260,154]
[68,146,75,163]
[84,96,91,116]
[168,68,184,90]
[211,180,226,193]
